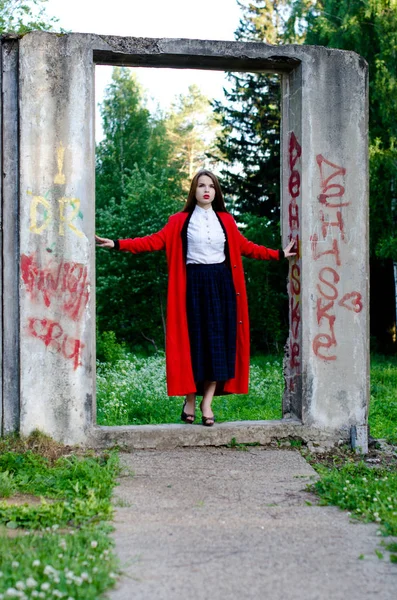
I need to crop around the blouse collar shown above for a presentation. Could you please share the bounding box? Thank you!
[194,204,214,215]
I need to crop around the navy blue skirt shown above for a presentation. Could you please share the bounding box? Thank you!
[186,262,237,394]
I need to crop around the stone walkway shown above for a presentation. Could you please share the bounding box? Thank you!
[107,448,396,600]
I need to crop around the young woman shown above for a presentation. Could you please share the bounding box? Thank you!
[96,170,296,426]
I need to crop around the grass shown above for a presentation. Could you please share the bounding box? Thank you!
[0,432,120,599]
[369,354,397,444]
[97,350,397,444]
[96,352,283,425]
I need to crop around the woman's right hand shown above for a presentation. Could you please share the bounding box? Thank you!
[95,234,115,249]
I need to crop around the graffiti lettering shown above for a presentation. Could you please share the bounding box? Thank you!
[28,317,84,370]
[21,253,89,322]
[311,154,363,361]
[287,132,302,382]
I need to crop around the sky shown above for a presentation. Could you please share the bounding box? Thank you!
[44,0,243,136]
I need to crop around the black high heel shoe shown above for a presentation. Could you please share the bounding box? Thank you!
[199,401,215,427]
[181,400,195,424]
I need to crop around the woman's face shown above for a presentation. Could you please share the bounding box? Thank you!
[195,175,216,209]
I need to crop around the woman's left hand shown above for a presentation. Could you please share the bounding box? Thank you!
[283,239,297,258]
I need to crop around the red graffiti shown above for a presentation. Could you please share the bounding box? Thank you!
[312,333,337,361]
[317,267,339,301]
[28,317,84,370]
[311,154,363,361]
[320,210,345,241]
[310,234,341,267]
[316,154,348,207]
[290,341,300,368]
[21,253,89,322]
[290,263,301,295]
[288,132,302,376]
[291,296,300,339]
[338,292,363,313]
[289,201,299,229]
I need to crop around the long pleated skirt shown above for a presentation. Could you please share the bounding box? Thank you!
[186,262,237,394]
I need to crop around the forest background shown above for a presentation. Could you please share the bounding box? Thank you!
[94,0,397,358]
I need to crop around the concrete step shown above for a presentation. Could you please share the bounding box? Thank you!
[88,419,344,450]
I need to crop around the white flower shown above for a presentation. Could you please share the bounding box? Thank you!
[11,561,19,569]
[26,578,37,589]
[32,560,40,568]
[15,582,25,591]
[5,590,19,598]
[40,583,50,591]
[52,591,63,598]
[58,540,67,550]
[90,541,98,548]
[80,572,89,581]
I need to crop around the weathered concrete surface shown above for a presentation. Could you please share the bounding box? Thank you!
[108,449,396,600]
[18,33,95,443]
[90,419,346,451]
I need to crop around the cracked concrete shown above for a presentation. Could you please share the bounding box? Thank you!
[107,448,396,600]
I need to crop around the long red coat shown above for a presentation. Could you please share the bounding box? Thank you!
[118,211,280,396]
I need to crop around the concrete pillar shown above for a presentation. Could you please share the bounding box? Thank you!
[18,33,95,443]
[282,49,369,434]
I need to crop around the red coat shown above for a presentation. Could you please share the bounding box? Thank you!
[118,211,280,396]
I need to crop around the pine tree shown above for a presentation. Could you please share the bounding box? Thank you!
[213,0,290,219]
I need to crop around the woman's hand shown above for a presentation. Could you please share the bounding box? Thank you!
[95,234,115,249]
[283,239,297,258]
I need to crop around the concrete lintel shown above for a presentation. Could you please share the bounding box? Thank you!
[88,420,348,451]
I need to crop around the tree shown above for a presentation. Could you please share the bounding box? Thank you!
[96,67,181,211]
[213,1,292,219]
[0,0,58,33]
[95,67,185,350]
[96,168,181,351]
[166,84,220,190]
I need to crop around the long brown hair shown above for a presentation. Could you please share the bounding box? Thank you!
[183,170,227,213]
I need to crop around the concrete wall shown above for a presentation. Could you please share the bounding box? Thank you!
[0,32,368,447]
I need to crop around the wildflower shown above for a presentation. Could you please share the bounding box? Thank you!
[44,565,57,576]
[52,591,63,598]
[58,554,63,559]
[0,572,3,577]
[345,480,350,484]
[40,583,50,591]
[26,578,37,588]
[109,572,117,579]
[80,572,89,581]
[343,487,348,491]
[15,582,25,590]
[11,561,19,569]
[59,539,67,550]
[32,560,40,568]
[373,498,378,502]
[5,590,19,598]
[90,541,98,548]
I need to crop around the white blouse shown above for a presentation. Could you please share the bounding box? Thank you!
[186,205,226,264]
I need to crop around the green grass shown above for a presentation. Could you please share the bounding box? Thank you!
[0,433,120,599]
[97,351,397,442]
[308,460,397,537]
[96,352,283,425]
[369,354,397,444]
